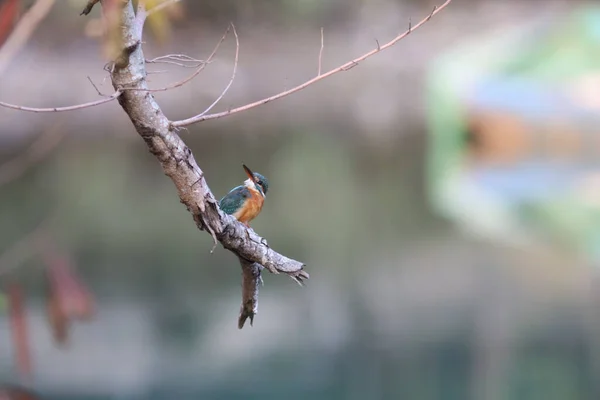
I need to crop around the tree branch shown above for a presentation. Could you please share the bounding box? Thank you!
[170,0,452,128]
[146,53,206,68]
[1,0,451,327]
[192,23,239,118]
[122,25,228,93]
[0,90,121,113]
[0,0,122,113]
[107,2,308,287]
[318,27,324,76]
[238,258,262,329]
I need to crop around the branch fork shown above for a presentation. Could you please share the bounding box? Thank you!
[104,2,307,328]
[0,0,453,327]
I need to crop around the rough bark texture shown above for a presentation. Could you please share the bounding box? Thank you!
[105,1,307,327]
[238,258,263,329]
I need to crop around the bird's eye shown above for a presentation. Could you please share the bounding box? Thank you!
[257,180,263,185]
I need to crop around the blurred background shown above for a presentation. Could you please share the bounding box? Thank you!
[1,0,600,399]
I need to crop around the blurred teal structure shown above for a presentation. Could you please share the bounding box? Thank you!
[427,5,600,262]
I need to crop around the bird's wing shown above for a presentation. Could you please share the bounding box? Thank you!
[219,185,250,215]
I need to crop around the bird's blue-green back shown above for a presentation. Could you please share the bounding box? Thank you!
[219,185,251,215]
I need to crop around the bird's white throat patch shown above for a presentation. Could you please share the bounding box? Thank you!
[244,178,265,197]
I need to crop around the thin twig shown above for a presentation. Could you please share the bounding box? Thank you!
[152,54,202,62]
[171,0,452,127]
[122,27,229,93]
[0,0,56,76]
[137,0,147,16]
[194,23,239,118]
[0,90,121,113]
[135,1,148,37]
[146,53,206,68]
[318,27,324,76]
[427,5,438,21]
[0,118,66,187]
[149,54,202,62]
[87,76,112,97]
[147,60,203,68]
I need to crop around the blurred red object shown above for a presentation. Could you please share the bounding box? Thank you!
[0,0,20,47]
[43,251,95,346]
[6,283,31,379]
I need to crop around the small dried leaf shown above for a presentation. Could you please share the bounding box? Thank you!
[41,244,95,346]
[45,256,94,320]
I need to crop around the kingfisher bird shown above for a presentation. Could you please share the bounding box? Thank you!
[219,164,269,227]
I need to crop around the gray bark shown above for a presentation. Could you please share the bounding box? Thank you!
[103,0,308,327]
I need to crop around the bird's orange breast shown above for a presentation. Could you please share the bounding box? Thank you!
[233,188,264,223]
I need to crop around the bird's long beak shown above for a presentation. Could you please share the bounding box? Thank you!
[243,164,257,183]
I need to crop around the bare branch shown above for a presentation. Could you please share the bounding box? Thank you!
[193,23,239,118]
[134,1,148,37]
[87,76,114,97]
[122,26,229,93]
[137,0,147,16]
[107,2,307,286]
[238,258,262,329]
[428,5,439,21]
[146,53,207,68]
[171,0,452,127]
[0,90,121,113]
[0,0,450,327]
[318,27,324,76]
[0,118,66,187]
[0,0,56,76]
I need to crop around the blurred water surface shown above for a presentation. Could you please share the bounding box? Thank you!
[0,127,593,400]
